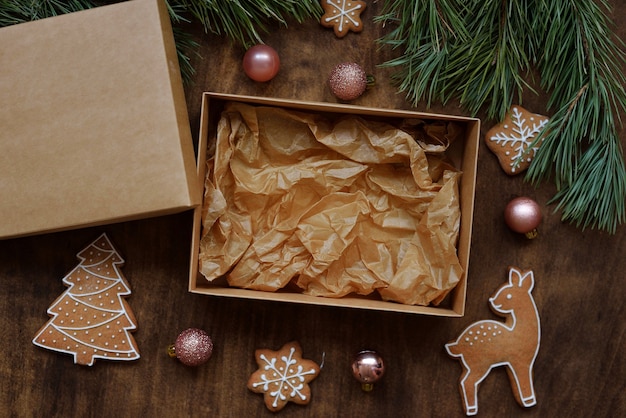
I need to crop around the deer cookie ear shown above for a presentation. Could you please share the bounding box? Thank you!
[508,266,535,291]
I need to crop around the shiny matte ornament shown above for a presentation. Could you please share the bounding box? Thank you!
[242,45,280,82]
[351,350,385,391]
[167,328,213,366]
[504,197,542,239]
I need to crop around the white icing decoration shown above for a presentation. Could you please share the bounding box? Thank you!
[324,0,362,33]
[445,267,541,416]
[251,346,318,408]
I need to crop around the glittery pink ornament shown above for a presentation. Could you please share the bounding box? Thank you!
[504,197,542,239]
[351,350,385,391]
[168,328,213,367]
[328,62,368,101]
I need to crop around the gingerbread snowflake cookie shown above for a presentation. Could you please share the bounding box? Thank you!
[248,341,320,412]
[320,0,366,38]
[485,106,549,175]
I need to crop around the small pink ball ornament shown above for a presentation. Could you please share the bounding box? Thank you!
[351,350,385,392]
[243,44,280,82]
[504,197,542,239]
[167,328,214,366]
[328,62,374,101]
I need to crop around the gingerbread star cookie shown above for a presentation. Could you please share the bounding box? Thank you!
[320,0,366,38]
[485,106,549,175]
[248,341,320,412]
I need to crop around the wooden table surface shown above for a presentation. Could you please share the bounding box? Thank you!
[2,1,625,417]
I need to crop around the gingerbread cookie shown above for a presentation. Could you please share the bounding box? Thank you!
[248,341,320,412]
[320,0,366,38]
[485,106,549,175]
[445,267,541,416]
[32,233,140,366]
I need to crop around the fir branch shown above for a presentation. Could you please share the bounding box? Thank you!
[378,0,535,121]
[527,0,626,232]
[173,0,322,48]
[449,0,535,120]
[375,0,468,108]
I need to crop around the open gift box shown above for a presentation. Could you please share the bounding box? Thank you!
[189,93,480,316]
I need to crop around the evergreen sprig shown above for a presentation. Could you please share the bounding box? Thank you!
[378,0,626,233]
[375,0,469,108]
[377,0,536,121]
[527,0,626,232]
[447,0,536,120]
[171,0,322,48]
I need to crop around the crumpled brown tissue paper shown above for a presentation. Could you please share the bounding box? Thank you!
[199,102,463,306]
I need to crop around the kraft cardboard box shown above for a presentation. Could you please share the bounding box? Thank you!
[190,93,479,316]
[0,0,200,239]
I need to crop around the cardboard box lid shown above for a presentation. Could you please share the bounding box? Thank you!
[0,0,200,239]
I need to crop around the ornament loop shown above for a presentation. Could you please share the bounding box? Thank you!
[167,344,177,358]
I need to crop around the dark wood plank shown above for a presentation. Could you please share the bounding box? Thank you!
[2,1,624,417]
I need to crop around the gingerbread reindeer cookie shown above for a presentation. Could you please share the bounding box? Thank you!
[445,267,541,416]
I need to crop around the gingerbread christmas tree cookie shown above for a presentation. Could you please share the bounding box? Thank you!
[32,233,140,366]
[248,341,320,412]
[485,106,549,175]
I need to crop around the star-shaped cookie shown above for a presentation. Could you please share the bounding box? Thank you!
[320,0,367,38]
[485,105,549,175]
[248,341,320,412]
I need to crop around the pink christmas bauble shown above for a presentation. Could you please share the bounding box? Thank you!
[351,350,385,391]
[243,45,280,82]
[328,62,367,101]
[504,197,542,238]
[174,328,213,367]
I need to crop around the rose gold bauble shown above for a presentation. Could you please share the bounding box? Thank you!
[504,197,542,238]
[243,45,280,82]
[168,328,213,366]
[328,62,367,101]
[351,350,385,392]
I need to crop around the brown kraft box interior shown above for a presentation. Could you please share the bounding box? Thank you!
[189,92,480,317]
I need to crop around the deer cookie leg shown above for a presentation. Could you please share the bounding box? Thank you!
[506,363,537,408]
[459,368,481,416]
